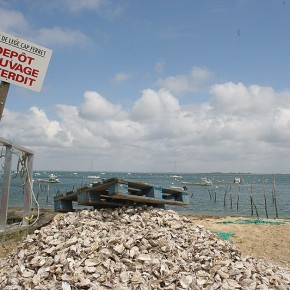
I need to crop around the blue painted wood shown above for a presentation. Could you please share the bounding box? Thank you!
[54,199,73,212]
[54,177,189,212]
[78,191,101,204]
[108,183,128,195]
[181,193,189,203]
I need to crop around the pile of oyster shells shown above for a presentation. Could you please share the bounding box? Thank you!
[1,207,290,289]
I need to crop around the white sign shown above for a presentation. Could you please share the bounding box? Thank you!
[0,31,52,92]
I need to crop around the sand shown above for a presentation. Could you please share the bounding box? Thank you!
[187,215,290,269]
[1,209,290,270]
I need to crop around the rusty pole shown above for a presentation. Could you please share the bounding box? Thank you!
[0,81,10,122]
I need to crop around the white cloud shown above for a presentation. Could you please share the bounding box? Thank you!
[131,89,180,122]
[157,66,213,95]
[79,91,126,120]
[1,107,73,147]
[209,82,277,116]
[2,82,290,172]
[0,8,30,34]
[112,72,132,84]
[0,7,91,48]
[35,27,90,48]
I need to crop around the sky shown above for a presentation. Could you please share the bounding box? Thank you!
[0,0,290,173]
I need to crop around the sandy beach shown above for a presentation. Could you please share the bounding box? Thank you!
[187,215,290,269]
[1,209,290,271]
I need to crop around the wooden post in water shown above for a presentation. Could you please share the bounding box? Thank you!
[236,186,240,211]
[223,186,228,207]
[0,81,10,122]
[262,177,269,218]
[208,189,212,200]
[249,185,254,216]
[272,175,278,218]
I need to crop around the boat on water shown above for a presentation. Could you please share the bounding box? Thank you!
[86,175,101,179]
[182,177,212,186]
[86,175,102,186]
[37,174,60,184]
[170,175,182,179]
[170,160,182,178]
[217,177,243,185]
[234,177,243,184]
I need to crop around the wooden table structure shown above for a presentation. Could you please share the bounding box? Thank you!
[54,177,189,212]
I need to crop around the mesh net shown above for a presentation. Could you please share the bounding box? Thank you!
[215,232,235,240]
[216,219,285,225]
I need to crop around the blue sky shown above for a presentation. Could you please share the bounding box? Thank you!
[1,0,290,173]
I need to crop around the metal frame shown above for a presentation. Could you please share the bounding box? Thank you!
[0,137,34,231]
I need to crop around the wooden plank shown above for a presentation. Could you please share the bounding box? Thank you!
[110,194,188,206]
[78,199,138,207]
[0,145,12,231]
[78,191,101,203]
[54,191,78,202]
[0,137,34,155]
[78,191,140,207]
[54,200,73,212]
[0,81,10,121]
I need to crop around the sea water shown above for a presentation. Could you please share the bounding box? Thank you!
[1,171,290,219]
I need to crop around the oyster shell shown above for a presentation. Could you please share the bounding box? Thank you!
[0,207,289,289]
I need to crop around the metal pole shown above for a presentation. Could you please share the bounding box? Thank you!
[22,153,34,226]
[0,145,12,231]
[0,81,10,121]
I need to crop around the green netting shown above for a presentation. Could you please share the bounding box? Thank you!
[216,219,285,225]
[215,232,235,240]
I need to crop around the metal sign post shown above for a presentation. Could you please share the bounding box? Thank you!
[0,81,10,121]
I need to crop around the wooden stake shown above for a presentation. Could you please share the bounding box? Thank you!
[0,81,10,122]
[249,185,254,216]
[272,175,278,218]
[236,186,240,211]
[224,186,228,207]
[262,177,269,218]
[208,189,212,200]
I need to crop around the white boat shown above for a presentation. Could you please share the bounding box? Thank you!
[182,177,212,186]
[37,174,60,184]
[217,177,243,185]
[234,177,243,184]
[170,160,182,178]
[87,175,101,179]
[170,175,182,179]
[48,174,60,183]
[86,175,102,185]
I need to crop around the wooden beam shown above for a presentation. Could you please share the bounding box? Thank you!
[0,81,10,122]
[0,145,12,231]
[0,137,34,155]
